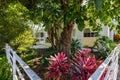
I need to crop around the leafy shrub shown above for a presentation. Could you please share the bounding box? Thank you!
[0,3,29,52]
[94,36,116,59]
[71,39,81,54]
[10,28,35,53]
[21,48,38,64]
[0,55,12,80]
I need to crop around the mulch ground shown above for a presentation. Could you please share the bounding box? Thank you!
[22,57,48,80]
[31,57,47,80]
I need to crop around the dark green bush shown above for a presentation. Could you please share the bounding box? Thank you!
[71,39,81,54]
[40,47,61,66]
[94,36,116,60]
[21,48,38,62]
[10,28,35,53]
[0,3,31,53]
[0,55,12,80]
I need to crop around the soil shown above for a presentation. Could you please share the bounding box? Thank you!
[22,57,48,80]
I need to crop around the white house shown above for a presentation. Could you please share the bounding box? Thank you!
[30,21,115,48]
[28,21,48,45]
[72,23,115,47]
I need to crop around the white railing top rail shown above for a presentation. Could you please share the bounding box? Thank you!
[6,43,42,80]
[88,44,120,80]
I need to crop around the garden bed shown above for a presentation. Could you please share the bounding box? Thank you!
[22,49,104,80]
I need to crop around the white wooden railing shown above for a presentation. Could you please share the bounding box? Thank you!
[5,43,120,80]
[5,44,42,80]
[88,44,120,80]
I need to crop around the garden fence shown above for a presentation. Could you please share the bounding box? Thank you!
[5,44,42,80]
[88,44,120,80]
[5,43,120,80]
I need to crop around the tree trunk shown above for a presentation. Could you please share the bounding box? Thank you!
[60,21,74,56]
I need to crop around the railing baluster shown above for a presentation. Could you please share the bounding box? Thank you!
[88,44,120,80]
[16,66,25,80]
[12,51,18,80]
[5,43,42,80]
[6,43,120,80]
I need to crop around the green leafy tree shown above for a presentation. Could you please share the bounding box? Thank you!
[10,28,34,52]
[16,0,120,55]
[0,2,34,52]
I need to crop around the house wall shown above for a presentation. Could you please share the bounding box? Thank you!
[72,23,83,40]
[72,24,114,48]
[72,24,98,47]
[82,37,98,47]
[109,30,115,41]
[100,25,114,41]
[100,25,110,37]
[72,23,83,47]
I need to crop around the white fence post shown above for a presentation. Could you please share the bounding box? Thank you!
[5,43,42,80]
[12,51,18,80]
[88,44,120,80]
[5,44,11,64]
[5,43,120,80]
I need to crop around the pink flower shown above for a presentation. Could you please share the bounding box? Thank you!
[79,48,91,55]
[72,49,99,80]
[47,52,70,79]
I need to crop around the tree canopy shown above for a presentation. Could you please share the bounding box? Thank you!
[30,0,120,54]
[0,1,34,51]
[0,0,120,54]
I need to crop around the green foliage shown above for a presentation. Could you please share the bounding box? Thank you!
[94,36,116,59]
[116,25,120,34]
[21,48,38,60]
[0,2,35,53]
[71,39,81,54]
[10,28,35,53]
[20,48,39,66]
[93,0,103,10]
[40,47,61,66]
[0,55,12,80]
[20,0,120,55]
[0,0,120,55]
[99,36,116,49]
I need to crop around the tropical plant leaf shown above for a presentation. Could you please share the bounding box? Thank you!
[94,0,103,10]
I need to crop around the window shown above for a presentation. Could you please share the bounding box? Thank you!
[40,32,44,38]
[84,28,98,37]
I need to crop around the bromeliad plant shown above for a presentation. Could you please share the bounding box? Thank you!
[47,52,70,80]
[71,49,103,80]
[71,49,96,80]
[47,49,104,80]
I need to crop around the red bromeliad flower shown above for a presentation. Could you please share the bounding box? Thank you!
[46,49,104,80]
[72,49,102,80]
[47,52,70,79]
[79,48,91,55]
